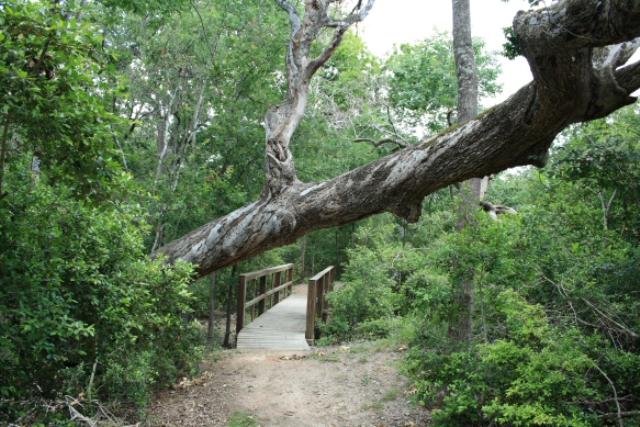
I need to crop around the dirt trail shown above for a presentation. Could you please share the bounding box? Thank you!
[148,344,429,427]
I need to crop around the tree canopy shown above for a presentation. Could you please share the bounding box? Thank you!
[2,0,640,424]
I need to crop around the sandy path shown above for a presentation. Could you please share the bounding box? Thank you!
[148,344,429,427]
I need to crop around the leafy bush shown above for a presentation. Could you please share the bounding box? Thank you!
[0,163,202,421]
[0,4,205,422]
[404,181,640,425]
[322,222,406,341]
[326,109,640,426]
[407,291,606,426]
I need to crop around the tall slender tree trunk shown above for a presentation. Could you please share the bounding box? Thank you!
[207,271,217,344]
[0,117,10,197]
[451,0,481,347]
[150,84,207,254]
[335,228,339,271]
[223,264,237,348]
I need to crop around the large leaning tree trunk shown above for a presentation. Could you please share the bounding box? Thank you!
[156,0,640,279]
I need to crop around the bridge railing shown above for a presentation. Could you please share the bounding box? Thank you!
[236,263,294,336]
[305,265,335,345]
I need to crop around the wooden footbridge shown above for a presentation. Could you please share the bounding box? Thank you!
[235,263,335,351]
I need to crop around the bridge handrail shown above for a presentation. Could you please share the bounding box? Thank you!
[236,263,295,337]
[240,263,294,281]
[308,266,334,282]
[305,265,335,345]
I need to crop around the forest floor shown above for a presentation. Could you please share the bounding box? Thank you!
[147,342,430,427]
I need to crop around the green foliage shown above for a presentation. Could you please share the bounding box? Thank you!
[386,33,501,131]
[501,0,539,59]
[311,31,502,340]
[322,220,410,341]
[408,293,601,426]
[404,156,640,424]
[0,2,205,422]
[295,30,384,184]
[502,26,524,60]
[105,0,290,250]
[100,0,189,15]
[549,109,640,241]
[228,412,260,427]
[328,108,640,425]
[0,160,202,420]
[321,32,382,109]
[4,1,640,425]
[0,1,124,198]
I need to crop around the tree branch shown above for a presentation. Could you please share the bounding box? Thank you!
[156,0,640,277]
[615,59,640,93]
[275,0,301,32]
[513,0,640,54]
[0,115,10,198]
[306,25,349,79]
[594,38,640,69]
[264,0,377,196]
[275,0,302,76]
[479,201,517,220]
[600,411,640,420]
[353,137,409,149]
[592,363,624,427]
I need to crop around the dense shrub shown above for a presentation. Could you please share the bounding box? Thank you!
[0,161,202,422]
[407,291,608,426]
[0,4,205,422]
[322,222,407,341]
[324,109,640,425]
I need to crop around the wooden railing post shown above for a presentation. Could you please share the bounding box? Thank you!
[257,275,267,315]
[236,275,247,338]
[267,272,272,309]
[273,271,281,305]
[324,268,334,321]
[287,266,293,296]
[317,275,325,322]
[323,275,330,322]
[305,266,335,345]
[306,278,317,345]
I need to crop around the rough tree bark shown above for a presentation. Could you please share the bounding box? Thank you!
[262,0,374,197]
[223,264,237,348]
[450,0,479,346]
[156,0,640,279]
[207,270,217,344]
[452,0,478,123]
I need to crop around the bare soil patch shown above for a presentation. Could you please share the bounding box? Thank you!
[147,343,429,426]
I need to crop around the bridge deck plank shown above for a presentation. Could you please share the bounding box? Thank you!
[236,284,310,351]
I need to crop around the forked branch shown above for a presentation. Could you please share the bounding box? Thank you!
[264,0,376,197]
